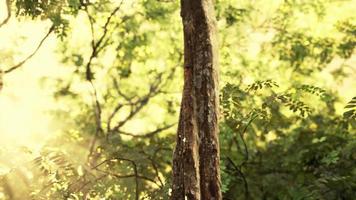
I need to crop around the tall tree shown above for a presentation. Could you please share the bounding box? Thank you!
[171,0,222,199]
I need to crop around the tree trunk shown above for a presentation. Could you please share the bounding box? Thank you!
[171,0,221,199]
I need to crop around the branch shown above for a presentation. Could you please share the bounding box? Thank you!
[75,174,107,193]
[112,77,132,102]
[110,98,148,131]
[138,149,166,187]
[107,66,175,136]
[106,77,133,132]
[92,159,138,200]
[97,169,159,186]
[109,88,161,134]
[4,25,55,74]
[226,157,250,199]
[238,113,258,166]
[85,1,125,159]
[226,114,258,198]
[84,6,96,49]
[92,157,161,199]
[87,80,103,160]
[0,0,11,29]
[117,123,175,138]
[85,0,124,81]
[147,157,164,187]
[96,1,124,49]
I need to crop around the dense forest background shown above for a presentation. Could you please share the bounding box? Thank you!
[0,0,355,199]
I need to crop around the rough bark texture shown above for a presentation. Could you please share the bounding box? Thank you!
[171,0,221,199]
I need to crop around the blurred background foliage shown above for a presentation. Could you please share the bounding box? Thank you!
[0,0,355,199]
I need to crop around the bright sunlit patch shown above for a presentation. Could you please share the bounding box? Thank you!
[0,14,61,152]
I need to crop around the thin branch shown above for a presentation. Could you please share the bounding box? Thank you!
[84,6,96,49]
[85,0,124,81]
[0,0,11,29]
[91,157,160,199]
[87,80,103,160]
[112,77,132,102]
[96,169,159,187]
[86,2,125,158]
[109,73,164,134]
[4,25,55,74]
[226,157,250,199]
[226,114,258,199]
[148,157,164,187]
[96,0,124,49]
[91,80,103,130]
[107,66,176,137]
[113,170,159,186]
[117,123,175,138]
[107,103,124,131]
[106,77,133,132]
[131,159,139,200]
[110,98,149,132]
[238,113,258,166]
[109,96,153,133]
[75,174,107,193]
[92,161,139,200]
[138,149,165,187]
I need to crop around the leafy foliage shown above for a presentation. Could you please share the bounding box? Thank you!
[0,0,355,199]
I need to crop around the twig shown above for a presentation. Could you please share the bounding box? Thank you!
[97,169,160,187]
[108,73,164,135]
[87,80,103,160]
[138,149,165,187]
[0,0,11,28]
[112,77,132,102]
[4,25,55,73]
[86,1,124,159]
[75,174,107,193]
[148,157,164,187]
[226,157,250,199]
[226,113,258,199]
[85,0,124,81]
[239,113,258,166]
[107,67,175,138]
[109,94,156,133]
[92,157,160,200]
[84,6,96,49]
[116,123,175,138]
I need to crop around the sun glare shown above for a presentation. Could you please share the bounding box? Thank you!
[0,15,59,151]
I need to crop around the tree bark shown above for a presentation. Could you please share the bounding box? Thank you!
[171,0,221,199]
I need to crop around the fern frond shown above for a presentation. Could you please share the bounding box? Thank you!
[344,97,356,119]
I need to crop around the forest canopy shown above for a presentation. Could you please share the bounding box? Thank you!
[0,0,355,199]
